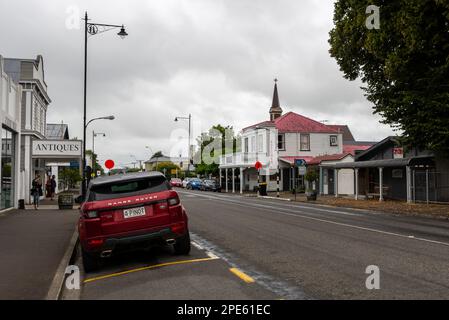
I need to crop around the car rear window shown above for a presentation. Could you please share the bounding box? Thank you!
[87,176,171,201]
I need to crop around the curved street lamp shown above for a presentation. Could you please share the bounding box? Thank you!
[82,11,127,198]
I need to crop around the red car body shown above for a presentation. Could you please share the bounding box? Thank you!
[78,172,190,271]
[170,178,183,187]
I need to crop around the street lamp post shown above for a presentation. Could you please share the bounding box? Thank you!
[174,114,191,175]
[82,11,127,198]
[92,131,106,177]
[83,115,115,195]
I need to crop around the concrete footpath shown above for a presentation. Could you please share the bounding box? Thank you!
[0,208,78,299]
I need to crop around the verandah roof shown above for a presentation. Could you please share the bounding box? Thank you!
[319,156,434,169]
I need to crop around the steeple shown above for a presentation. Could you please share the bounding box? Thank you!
[269,79,283,121]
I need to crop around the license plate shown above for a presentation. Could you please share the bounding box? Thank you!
[123,207,146,219]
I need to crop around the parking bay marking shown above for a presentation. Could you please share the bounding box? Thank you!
[229,268,255,283]
[83,257,219,284]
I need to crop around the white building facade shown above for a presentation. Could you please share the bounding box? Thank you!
[0,55,22,210]
[219,82,348,193]
[4,55,52,204]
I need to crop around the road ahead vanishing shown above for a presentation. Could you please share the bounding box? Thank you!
[178,190,449,299]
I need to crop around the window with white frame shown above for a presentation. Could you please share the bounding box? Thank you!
[278,133,285,150]
[251,136,255,152]
[244,137,249,153]
[300,134,310,151]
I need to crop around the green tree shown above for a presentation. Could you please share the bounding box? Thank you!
[85,150,104,175]
[329,1,449,154]
[194,125,240,176]
[59,168,82,190]
[154,161,180,178]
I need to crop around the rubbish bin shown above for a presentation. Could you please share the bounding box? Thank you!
[18,199,25,209]
[259,182,268,196]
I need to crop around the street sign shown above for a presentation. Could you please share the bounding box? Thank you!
[295,159,307,167]
[105,159,115,169]
[255,161,262,170]
[298,166,307,176]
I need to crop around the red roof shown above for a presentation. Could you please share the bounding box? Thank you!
[307,153,352,165]
[343,144,373,155]
[243,112,339,134]
[275,112,338,133]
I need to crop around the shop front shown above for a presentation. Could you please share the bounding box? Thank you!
[29,139,82,203]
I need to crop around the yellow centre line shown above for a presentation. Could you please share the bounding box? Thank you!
[84,257,218,284]
[229,268,255,283]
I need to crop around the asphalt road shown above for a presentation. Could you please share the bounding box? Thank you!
[178,189,449,299]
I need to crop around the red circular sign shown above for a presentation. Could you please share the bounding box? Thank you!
[105,159,115,169]
[255,161,262,170]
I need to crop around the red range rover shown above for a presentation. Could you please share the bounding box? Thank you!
[78,172,190,272]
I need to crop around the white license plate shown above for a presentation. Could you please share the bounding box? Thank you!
[123,207,146,219]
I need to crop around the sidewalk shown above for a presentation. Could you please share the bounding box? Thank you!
[0,208,78,299]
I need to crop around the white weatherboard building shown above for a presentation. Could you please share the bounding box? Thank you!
[3,55,82,205]
[0,55,22,210]
[219,82,373,194]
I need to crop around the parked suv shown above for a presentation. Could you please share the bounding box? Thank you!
[78,172,190,272]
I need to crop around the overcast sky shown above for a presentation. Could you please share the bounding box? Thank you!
[0,0,395,168]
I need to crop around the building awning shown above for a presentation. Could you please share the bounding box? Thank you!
[319,155,434,169]
[279,156,315,165]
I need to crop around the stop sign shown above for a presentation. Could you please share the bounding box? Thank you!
[255,161,262,170]
[105,159,115,170]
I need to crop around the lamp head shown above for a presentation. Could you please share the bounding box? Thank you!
[117,25,128,39]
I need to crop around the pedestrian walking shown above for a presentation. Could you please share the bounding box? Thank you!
[31,174,43,210]
[50,175,57,200]
[45,176,52,198]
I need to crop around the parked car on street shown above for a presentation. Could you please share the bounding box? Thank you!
[186,178,202,190]
[200,179,221,192]
[182,178,193,188]
[78,172,191,272]
[170,178,182,187]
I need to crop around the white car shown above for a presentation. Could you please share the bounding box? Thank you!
[182,178,192,188]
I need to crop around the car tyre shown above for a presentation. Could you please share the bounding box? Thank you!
[174,232,191,255]
[82,249,100,273]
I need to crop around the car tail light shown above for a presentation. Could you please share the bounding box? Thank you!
[171,222,185,234]
[168,197,180,206]
[84,210,99,218]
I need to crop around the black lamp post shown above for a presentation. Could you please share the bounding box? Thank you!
[82,12,127,198]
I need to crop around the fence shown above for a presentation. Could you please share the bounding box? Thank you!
[413,170,449,203]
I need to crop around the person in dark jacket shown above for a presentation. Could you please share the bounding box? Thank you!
[31,174,43,210]
[50,175,57,200]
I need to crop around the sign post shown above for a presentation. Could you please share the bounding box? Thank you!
[255,161,262,196]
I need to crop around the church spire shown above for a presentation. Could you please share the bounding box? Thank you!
[269,78,283,121]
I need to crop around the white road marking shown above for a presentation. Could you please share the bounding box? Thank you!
[180,190,449,248]
[191,241,204,250]
[206,251,220,259]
